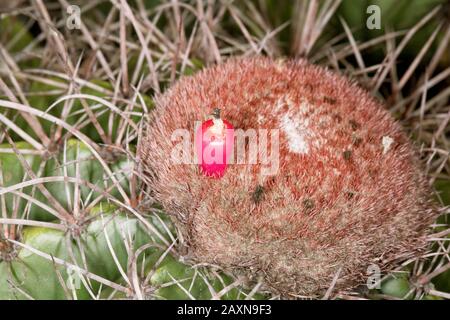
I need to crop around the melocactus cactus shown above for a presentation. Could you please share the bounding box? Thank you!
[138,57,437,297]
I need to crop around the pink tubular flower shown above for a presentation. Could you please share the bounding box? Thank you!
[195,108,234,178]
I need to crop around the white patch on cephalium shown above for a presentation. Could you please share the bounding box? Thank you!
[280,113,310,154]
[382,136,394,154]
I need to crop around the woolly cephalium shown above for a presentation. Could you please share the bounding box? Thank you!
[138,57,438,297]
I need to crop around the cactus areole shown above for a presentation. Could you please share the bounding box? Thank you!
[138,57,438,297]
[195,108,234,178]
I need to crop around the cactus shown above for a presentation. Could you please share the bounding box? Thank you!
[0,139,132,221]
[0,202,161,299]
[0,0,449,301]
[138,57,439,297]
[0,141,261,300]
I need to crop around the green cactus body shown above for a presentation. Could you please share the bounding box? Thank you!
[0,140,133,221]
[148,255,265,300]
[0,204,171,299]
[380,276,414,299]
[23,79,151,142]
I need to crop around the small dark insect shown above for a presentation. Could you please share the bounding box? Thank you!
[323,96,337,104]
[349,119,361,131]
[346,191,355,199]
[252,185,265,204]
[343,150,352,160]
[302,198,315,211]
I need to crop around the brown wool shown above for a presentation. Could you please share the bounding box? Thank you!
[138,57,438,297]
